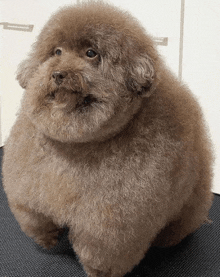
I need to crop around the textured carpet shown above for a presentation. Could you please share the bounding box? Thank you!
[0,147,219,277]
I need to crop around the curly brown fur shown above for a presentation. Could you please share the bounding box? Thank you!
[3,2,214,277]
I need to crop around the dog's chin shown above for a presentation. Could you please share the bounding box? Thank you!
[45,89,77,113]
[22,85,141,144]
[24,101,105,144]
[22,89,118,143]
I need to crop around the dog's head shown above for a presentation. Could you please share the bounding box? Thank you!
[17,2,160,143]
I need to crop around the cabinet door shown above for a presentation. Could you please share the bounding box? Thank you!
[110,0,182,76]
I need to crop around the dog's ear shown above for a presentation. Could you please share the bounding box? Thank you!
[16,54,39,89]
[126,53,155,97]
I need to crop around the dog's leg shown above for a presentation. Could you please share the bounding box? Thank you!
[153,188,213,248]
[68,228,151,277]
[9,203,64,249]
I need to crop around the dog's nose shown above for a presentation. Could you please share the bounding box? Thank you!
[52,71,68,85]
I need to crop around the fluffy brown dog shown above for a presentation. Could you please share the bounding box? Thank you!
[3,2,214,277]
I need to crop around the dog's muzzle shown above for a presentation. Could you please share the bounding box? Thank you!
[52,71,68,85]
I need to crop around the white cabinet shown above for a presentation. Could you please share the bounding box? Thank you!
[110,0,182,76]
[0,0,219,193]
[0,0,182,147]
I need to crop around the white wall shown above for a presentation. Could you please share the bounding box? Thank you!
[0,0,220,193]
[182,0,220,194]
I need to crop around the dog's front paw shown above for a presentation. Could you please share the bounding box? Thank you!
[84,265,113,277]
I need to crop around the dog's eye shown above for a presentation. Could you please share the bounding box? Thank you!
[86,49,97,58]
[55,48,62,56]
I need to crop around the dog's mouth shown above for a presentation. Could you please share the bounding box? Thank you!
[46,88,98,113]
[47,89,77,102]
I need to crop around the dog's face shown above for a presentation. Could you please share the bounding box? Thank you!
[17,2,158,143]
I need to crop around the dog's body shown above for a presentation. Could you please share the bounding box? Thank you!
[3,2,214,277]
